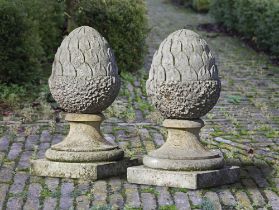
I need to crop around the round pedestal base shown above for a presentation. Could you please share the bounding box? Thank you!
[46,148,124,163]
[143,119,224,171]
[45,113,124,162]
[143,154,224,171]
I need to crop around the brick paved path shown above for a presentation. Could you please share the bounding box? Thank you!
[0,0,279,209]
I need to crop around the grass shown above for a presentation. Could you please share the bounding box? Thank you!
[159,205,177,210]
[140,187,159,196]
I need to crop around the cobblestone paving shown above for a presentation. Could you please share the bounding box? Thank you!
[0,0,279,209]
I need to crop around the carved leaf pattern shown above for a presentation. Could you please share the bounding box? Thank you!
[148,29,219,86]
[51,26,118,78]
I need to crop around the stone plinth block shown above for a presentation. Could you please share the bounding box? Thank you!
[32,158,139,180]
[127,166,240,189]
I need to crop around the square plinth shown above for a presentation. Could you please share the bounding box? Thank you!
[31,158,139,180]
[127,165,240,189]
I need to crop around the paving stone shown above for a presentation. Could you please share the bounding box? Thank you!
[264,190,279,210]
[104,134,116,144]
[39,142,50,150]
[0,184,9,209]
[152,132,165,147]
[141,192,157,210]
[0,136,10,152]
[135,110,144,121]
[76,195,90,210]
[174,192,191,210]
[6,197,24,210]
[92,180,107,206]
[0,166,14,183]
[9,172,29,194]
[76,180,90,210]
[242,179,266,206]
[40,130,52,142]
[45,177,59,192]
[23,183,42,210]
[108,177,121,192]
[25,135,39,150]
[51,134,63,145]
[246,166,269,188]
[17,151,32,170]
[109,193,124,209]
[124,183,141,208]
[218,189,237,207]
[235,191,252,210]
[59,181,74,210]
[204,191,222,210]
[188,190,202,207]
[43,197,57,210]
[156,186,174,206]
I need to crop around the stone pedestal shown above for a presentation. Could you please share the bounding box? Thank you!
[127,119,239,189]
[31,113,138,179]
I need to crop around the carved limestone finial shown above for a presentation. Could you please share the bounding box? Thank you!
[146,29,221,119]
[49,26,120,114]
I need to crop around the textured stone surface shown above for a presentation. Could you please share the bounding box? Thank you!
[143,119,224,171]
[149,80,220,119]
[49,26,120,114]
[127,166,240,189]
[31,158,139,179]
[146,29,220,119]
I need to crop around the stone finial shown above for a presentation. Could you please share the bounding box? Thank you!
[31,26,139,180]
[127,30,239,189]
[49,26,120,114]
[146,29,221,119]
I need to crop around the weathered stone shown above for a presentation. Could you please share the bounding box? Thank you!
[0,184,9,209]
[157,186,174,206]
[218,189,237,207]
[242,179,266,206]
[146,29,220,119]
[109,193,124,209]
[174,192,191,210]
[141,192,157,210]
[124,183,141,208]
[25,135,39,150]
[17,151,32,170]
[127,165,239,189]
[188,190,202,206]
[264,190,279,210]
[31,26,139,179]
[143,119,224,171]
[49,26,120,114]
[9,173,28,194]
[43,198,57,210]
[31,158,139,179]
[0,136,10,152]
[0,166,14,183]
[235,191,252,210]
[127,29,239,189]
[23,183,42,210]
[6,197,24,210]
[59,181,74,210]
[204,191,222,210]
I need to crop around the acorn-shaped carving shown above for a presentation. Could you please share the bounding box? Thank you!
[147,29,221,119]
[49,26,120,113]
